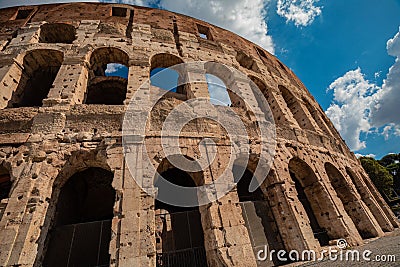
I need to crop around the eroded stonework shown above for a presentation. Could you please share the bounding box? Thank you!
[0,3,398,267]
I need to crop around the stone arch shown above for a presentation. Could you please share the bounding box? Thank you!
[39,23,76,44]
[85,47,129,105]
[359,171,399,229]
[279,85,315,131]
[8,49,64,108]
[232,159,286,265]
[204,62,245,108]
[248,75,282,122]
[35,150,117,267]
[324,162,382,238]
[346,167,393,232]
[288,157,331,246]
[149,53,187,97]
[235,50,260,73]
[302,97,333,136]
[153,157,207,266]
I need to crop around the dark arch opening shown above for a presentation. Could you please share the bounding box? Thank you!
[325,163,377,238]
[233,164,286,265]
[0,166,11,220]
[42,167,115,267]
[154,166,207,267]
[39,23,76,44]
[236,50,260,73]
[288,158,330,246]
[85,47,129,105]
[279,85,314,130]
[248,75,279,122]
[150,53,187,97]
[8,49,63,108]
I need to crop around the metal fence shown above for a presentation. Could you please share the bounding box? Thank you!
[155,210,207,267]
[43,219,112,267]
[240,201,286,267]
[156,247,207,267]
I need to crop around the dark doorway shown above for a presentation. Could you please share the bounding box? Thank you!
[290,172,329,246]
[42,168,115,267]
[0,166,11,220]
[154,167,207,267]
[234,164,286,266]
[9,50,63,108]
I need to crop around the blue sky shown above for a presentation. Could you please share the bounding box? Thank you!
[1,0,399,159]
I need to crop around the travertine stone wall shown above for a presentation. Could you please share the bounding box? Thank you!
[0,3,398,267]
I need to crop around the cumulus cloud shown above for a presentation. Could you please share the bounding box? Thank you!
[158,0,274,53]
[355,153,376,159]
[326,68,378,150]
[276,0,322,27]
[326,28,400,151]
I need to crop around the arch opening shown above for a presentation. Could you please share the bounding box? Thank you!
[288,158,330,246]
[236,50,260,73]
[154,165,207,267]
[206,74,231,106]
[150,53,187,98]
[302,98,333,136]
[233,163,286,265]
[8,49,63,108]
[39,23,76,44]
[325,163,378,238]
[0,166,11,220]
[85,47,129,105]
[42,167,115,267]
[279,85,314,131]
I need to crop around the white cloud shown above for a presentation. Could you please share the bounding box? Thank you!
[355,153,376,159]
[105,63,125,75]
[326,68,377,150]
[159,0,274,53]
[326,28,400,151]
[370,28,400,127]
[277,0,322,27]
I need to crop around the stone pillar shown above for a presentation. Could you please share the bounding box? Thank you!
[264,170,320,253]
[118,139,156,267]
[0,157,59,266]
[349,169,394,231]
[201,192,257,267]
[0,56,23,109]
[44,57,89,107]
[360,171,400,229]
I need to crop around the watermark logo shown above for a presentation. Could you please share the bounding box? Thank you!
[257,238,396,263]
[122,61,276,207]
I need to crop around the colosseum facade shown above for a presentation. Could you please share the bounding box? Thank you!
[0,3,398,267]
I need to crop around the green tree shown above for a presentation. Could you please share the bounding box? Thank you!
[360,157,394,197]
[378,153,400,193]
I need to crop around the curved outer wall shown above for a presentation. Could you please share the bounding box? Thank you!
[0,3,398,267]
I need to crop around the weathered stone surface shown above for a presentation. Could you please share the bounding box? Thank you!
[0,3,398,267]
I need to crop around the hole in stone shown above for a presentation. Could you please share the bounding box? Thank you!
[39,23,76,44]
[112,7,127,17]
[15,9,33,20]
[197,24,213,40]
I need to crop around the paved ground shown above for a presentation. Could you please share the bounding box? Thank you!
[288,228,400,267]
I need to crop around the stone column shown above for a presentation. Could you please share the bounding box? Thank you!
[263,169,320,253]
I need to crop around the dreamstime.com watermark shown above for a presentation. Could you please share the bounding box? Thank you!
[257,239,397,263]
